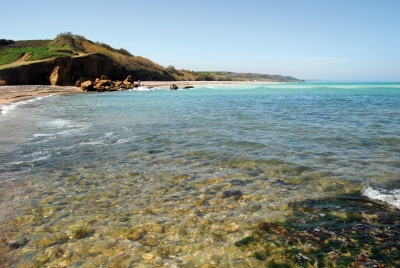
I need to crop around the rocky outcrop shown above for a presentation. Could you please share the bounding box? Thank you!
[124,75,132,84]
[80,75,138,92]
[170,84,179,90]
[0,53,176,86]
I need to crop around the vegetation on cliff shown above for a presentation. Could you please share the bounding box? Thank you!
[0,40,75,65]
[0,32,304,82]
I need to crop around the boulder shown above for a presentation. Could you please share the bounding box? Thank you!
[94,79,116,91]
[115,81,123,88]
[81,80,94,91]
[8,237,29,249]
[123,75,133,88]
[220,190,243,200]
[75,77,85,87]
[123,80,132,86]
[170,83,179,90]
[124,75,133,83]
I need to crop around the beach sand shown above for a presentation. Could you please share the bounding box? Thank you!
[0,85,82,105]
[0,81,252,105]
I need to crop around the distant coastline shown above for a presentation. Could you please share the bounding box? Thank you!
[0,81,272,107]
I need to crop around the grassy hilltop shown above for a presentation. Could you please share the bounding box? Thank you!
[0,32,304,82]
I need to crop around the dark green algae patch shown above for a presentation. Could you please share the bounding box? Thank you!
[235,195,400,267]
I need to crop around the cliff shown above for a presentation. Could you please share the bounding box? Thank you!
[0,53,175,86]
[0,33,305,85]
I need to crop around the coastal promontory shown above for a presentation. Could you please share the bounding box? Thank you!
[0,32,304,86]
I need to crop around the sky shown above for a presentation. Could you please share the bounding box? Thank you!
[1,0,400,81]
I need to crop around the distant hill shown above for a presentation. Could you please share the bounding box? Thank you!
[0,32,304,86]
[195,71,305,82]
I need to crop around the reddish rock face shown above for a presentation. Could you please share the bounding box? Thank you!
[0,54,176,86]
[0,54,114,86]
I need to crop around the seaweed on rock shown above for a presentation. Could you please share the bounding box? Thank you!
[235,195,400,267]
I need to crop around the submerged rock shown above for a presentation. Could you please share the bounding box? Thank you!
[220,190,243,199]
[235,195,400,267]
[8,237,29,249]
[142,253,154,260]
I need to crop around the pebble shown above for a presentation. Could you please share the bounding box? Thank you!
[142,253,155,260]
[8,237,29,249]
[220,190,243,199]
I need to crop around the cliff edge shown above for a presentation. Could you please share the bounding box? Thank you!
[0,53,174,86]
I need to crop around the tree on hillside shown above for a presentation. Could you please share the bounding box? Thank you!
[0,39,15,46]
[51,32,76,47]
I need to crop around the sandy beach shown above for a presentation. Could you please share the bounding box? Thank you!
[140,80,250,88]
[0,85,82,106]
[0,81,252,106]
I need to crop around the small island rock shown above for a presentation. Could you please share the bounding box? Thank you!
[170,84,179,90]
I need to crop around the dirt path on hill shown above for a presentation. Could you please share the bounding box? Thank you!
[0,53,88,70]
[14,53,30,63]
[0,53,47,70]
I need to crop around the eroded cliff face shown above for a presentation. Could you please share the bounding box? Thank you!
[0,53,174,86]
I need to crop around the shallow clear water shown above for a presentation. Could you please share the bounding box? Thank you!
[1,82,400,266]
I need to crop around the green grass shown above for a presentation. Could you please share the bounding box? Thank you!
[195,71,226,75]
[0,45,78,65]
[0,48,25,65]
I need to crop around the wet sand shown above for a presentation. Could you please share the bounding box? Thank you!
[0,85,82,105]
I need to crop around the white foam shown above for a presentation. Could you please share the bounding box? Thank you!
[116,137,135,144]
[48,119,72,128]
[362,184,400,209]
[80,139,104,146]
[129,86,169,91]
[0,95,53,115]
[0,178,19,183]
[137,86,153,91]
[33,121,91,139]
[104,132,114,138]
[8,153,52,166]
[33,133,56,138]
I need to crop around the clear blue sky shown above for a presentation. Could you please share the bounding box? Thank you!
[1,0,400,81]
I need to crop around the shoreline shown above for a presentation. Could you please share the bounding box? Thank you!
[1,83,400,266]
[0,81,255,106]
[0,85,82,106]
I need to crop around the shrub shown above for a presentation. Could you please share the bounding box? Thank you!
[118,48,133,57]
[52,48,74,54]
[51,32,76,47]
[0,39,15,46]
[195,73,216,81]
[166,65,176,71]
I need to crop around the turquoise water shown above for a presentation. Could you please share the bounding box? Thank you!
[1,82,400,266]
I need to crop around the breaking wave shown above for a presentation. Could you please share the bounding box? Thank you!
[362,184,400,209]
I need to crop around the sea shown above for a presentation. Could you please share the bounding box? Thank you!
[0,82,399,267]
